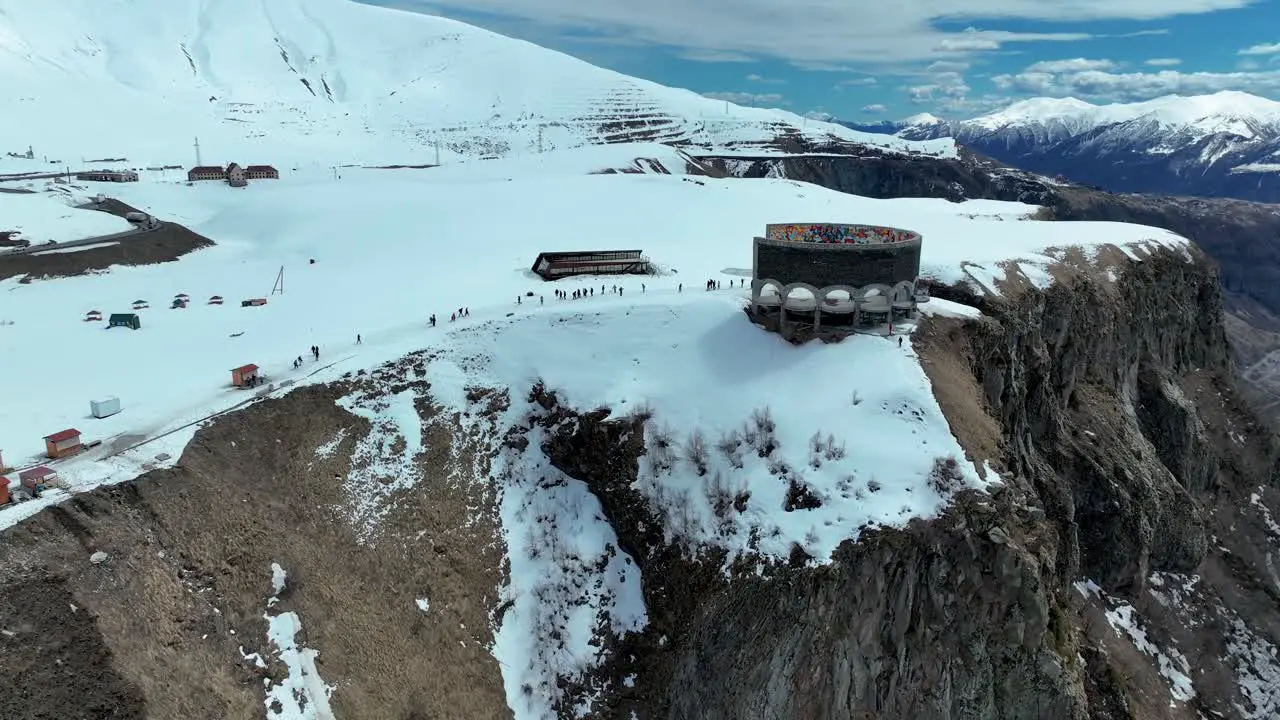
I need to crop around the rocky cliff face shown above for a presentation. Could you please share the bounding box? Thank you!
[533,249,1280,719]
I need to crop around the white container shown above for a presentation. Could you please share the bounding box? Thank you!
[90,396,121,419]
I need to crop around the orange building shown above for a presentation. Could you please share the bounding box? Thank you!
[44,428,83,459]
[231,364,259,387]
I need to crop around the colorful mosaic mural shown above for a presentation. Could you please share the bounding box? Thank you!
[765,223,917,245]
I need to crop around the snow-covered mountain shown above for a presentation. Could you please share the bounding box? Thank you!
[0,0,951,170]
[845,91,1280,202]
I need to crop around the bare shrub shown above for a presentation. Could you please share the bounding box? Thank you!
[823,433,846,461]
[684,429,710,476]
[646,421,676,475]
[929,455,966,496]
[707,471,735,520]
[629,399,655,423]
[716,429,745,469]
[851,390,863,406]
[749,406,778,457]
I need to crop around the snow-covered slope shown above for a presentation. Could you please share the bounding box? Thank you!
[0,0,952,169]
[846,91,1280,201]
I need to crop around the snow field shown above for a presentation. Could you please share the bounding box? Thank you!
[0,150,1188,517]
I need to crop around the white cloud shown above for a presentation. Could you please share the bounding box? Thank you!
[993,67,1280,100]
[746,73,785,84]
[1239,42,1280,56]
[1024,57,1117,73]
[676,49,755,63]
[701,91,787,107]
[837,77,878,87]
[1145,57,1182,66]
[905,71,971,103]
[861,104,888,113]
[926,60,971,73]
[372,0,1249,64]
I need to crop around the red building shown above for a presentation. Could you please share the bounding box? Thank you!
[187,165,227,182]
[244,165,279,179]
[19,466,56,492]
[231,364,259,387]
[44,428,83,459]
[0,476,10,505]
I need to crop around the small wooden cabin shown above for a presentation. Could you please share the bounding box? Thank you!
[108,313,141,330]
[241,298,268,307]
[231,364,259,387]
[19,466,56,492]
[531,250,650,280]
[44,428,82,459]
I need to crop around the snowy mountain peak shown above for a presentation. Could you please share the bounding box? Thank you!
[0,0,953,166]
[901,112,943,125]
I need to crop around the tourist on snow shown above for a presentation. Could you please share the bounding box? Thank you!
[357,334,362,344]
[451,312,456,322]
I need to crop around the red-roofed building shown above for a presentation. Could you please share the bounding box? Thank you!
[0,476,10,505]
[44,428,82,459]
[231,364,259,387]
[187,165,226,182]
[244,165,279,179]
[19,466,56,492]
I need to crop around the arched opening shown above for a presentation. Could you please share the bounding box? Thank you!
[754,279,784,306]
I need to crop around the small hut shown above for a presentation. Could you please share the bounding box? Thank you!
[231,364,259,387]
[43,428,82,459]
[132,299,149,310]
[85,310,102,322]
[241,298,268,307]
[19,466,56,494]
[209,295,224,305]
[108,313,141,330]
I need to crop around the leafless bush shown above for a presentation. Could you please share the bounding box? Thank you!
[707,471,735,520]
[807,431,847,469]
[684,429,710,476]
[629,399,655,423]
[850,390,863,406]
[646,421,677,475]
[824,434,846,460]
[716,429,745,469]
[748,406,778,457]
[929,455,966,496]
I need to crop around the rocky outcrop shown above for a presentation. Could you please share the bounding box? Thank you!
[534,248,1280,719]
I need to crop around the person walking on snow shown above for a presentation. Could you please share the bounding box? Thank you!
[451,312,456,322]
[540,295,544,305]
[898,336,904,348]
[357,334,362,344]
[678,282,682,292]
[517,295,522,304]
[641,283,646,293]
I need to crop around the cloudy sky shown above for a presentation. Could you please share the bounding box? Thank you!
[360,0,1280,120]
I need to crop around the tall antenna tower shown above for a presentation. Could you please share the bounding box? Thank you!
[271,265,285,295]
[194,136,203,167]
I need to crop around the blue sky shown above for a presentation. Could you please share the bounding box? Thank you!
[362,0,1280,120]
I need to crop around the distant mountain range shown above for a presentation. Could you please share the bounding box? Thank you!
[845,91,1280,202]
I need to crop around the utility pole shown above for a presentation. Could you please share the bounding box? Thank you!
[434,138,441,166]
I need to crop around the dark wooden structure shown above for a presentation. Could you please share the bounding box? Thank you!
[531,250,649,280]
[108,313,141,329]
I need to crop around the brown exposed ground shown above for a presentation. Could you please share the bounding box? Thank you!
[0,355,510,720]
[0,197,213,283]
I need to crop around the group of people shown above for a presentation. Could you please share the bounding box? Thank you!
[291,345,322,370]
[704,278,745,291]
